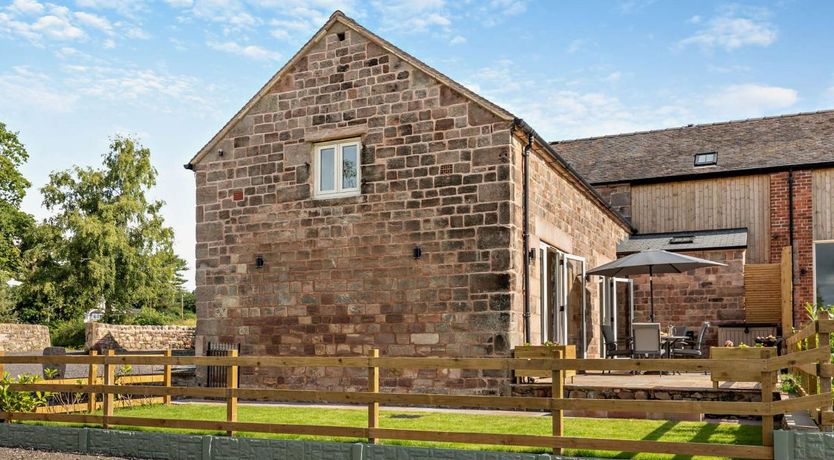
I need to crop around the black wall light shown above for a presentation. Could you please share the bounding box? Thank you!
[255,255,264,268]
[413,246,422,259]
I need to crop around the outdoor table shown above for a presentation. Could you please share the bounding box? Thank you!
[660,335,689,358]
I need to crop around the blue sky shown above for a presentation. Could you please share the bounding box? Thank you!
[1,0,833,288]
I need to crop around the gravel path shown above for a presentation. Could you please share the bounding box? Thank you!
[0,447,129,459]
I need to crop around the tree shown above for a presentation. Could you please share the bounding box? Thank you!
[0,122,33,278]
[18,136,185,323]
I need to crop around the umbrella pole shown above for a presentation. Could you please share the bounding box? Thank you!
[649,266,655,323]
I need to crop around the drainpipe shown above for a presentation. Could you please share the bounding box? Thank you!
[788,169,796,324]
[522,131,533,345]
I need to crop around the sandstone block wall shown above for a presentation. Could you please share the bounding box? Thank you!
[194,22,517,393]
[85,322,196,351]
[630,248,746,347]
[0,323,50,352]
[513,137,629,356]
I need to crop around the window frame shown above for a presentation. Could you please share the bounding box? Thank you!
[313,138,362,199]
[813,240,834,307]
[693,152,718,167]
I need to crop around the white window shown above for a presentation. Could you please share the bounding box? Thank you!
[814,241,834,307]
[314,138,361,199]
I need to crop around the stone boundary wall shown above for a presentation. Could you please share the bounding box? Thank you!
[0,323,50,352]
[85,322,196,351]
[0,424,597,460]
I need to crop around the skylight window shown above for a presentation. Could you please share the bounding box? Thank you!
[694,152,717,167]
[669,235,695,244]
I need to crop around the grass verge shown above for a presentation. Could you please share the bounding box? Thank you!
[26,402,762,460]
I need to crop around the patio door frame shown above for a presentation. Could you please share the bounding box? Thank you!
[599,276,634,352]
[539,243,588,357]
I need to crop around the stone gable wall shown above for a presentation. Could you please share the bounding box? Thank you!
[512,139,629,356]
[193,23,517,393]
[85,323,196,351]
[0,323,50,352]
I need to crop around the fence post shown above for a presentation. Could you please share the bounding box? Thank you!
[226,349,238,436]
[368,348,380,444]
[163,348,172,405]
[0,350,4,377]
[761,368,776,447]
[819,312,833,430]
[102,349,115,429]
[87,350,98,413]
[551,348,564,455]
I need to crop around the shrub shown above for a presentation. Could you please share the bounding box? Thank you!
[50,317,86,349]
[129,306,175,326]
[0,372,50,412]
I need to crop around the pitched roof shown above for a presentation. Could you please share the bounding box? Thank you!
[551,110,834,184]
[186,10,513,167]
[617,228,748,255]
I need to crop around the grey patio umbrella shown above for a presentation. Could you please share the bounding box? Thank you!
[587,249,726,322]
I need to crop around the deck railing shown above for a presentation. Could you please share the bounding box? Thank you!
[0,335,832,460]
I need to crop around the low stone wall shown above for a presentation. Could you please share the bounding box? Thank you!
[85,322,196,351]
[0,323,50,352]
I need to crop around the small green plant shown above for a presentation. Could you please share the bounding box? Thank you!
[804,302,834,321]
[780,373,799,394]
[0,372,50,413]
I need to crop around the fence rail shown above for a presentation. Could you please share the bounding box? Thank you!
[1,330,833,460]
[784,313,834,429]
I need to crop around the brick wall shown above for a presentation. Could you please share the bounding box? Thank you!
[630,248,746,347]
[194,22,518,394]
[85,323,195,351]
[769,170,814,326]
[511,137,629,357]
[0,323,50,352]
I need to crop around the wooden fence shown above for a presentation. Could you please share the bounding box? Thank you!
[0,339,832,460]
[785,312,834,428]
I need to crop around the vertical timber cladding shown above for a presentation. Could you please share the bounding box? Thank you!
[193,20,519,393]
[813,168,834,240]
[631,175,771,263]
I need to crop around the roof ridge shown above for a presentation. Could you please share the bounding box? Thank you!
[550,108,834,145]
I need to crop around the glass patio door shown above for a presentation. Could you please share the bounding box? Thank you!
[600,277,634,350]
[540,244,587,355]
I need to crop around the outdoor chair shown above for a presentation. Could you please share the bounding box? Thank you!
[632,323,664,359]
[672,325,688,337]
[601,325,632,363]
[671,321,711,359]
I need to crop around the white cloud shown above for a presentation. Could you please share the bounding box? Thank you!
[705,84,798,117]
[0,66,78,113]
[449,35,465,45]
[207,40,280,61]
[74,11,113,35]
[567,39,586,54]
[32,14,85,40]
[8,0,44,15]
[602,71,621,82]
[370,0,451,33]
[73,0,146,17]
[165,0,193,6]
[679,7,777,51]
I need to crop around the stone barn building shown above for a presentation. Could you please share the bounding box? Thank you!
[187,11,631,393]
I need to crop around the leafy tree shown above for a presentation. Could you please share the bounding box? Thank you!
[18,136,185,323]
[0,122,34,278]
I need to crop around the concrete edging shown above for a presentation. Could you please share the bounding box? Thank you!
[774,429,834,460]
[0,423,598,460]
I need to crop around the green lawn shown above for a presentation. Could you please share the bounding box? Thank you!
[32,403,763,460]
